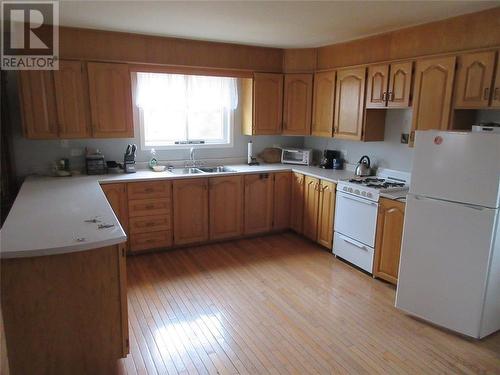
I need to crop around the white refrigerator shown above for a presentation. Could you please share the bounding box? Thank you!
[396,130,500,339]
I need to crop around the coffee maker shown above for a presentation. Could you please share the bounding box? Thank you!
[319,150,343,170]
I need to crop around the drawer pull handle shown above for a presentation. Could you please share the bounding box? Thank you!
[144,188,154,193]
[483,87,490,100]
[342,237,368,251]
[145,204,155,209]
[494,87,499,101]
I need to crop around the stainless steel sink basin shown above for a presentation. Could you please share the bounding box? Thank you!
[198,166,236,173]
[170,167,204,175]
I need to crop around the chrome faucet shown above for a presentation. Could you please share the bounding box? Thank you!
[190,147,195,163]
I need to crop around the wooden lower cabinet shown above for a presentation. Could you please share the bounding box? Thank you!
[303,176,320,241]
[209,176,244,240]
[317,181,336,248]
[373,198,406,284]
[173,178,209,245]
[244,174,274,234]
[290,172,305,233]
[101,183,129,236]
[273,172,292,230]
[1,244,128,375]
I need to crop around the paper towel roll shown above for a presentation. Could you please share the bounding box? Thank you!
[247,141,253,164]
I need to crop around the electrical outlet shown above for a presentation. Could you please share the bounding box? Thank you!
[60,140,69,148]
[341,149,347,160]
[70,148,83,157]
[401,133,409,144]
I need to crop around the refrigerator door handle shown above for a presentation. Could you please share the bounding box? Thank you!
[414,195,487,211]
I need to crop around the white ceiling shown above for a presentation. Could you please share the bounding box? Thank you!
[59,1,500,48]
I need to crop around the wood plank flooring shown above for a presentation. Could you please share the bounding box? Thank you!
[118,232,500,374]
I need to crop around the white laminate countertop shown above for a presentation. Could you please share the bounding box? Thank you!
[0,164,408,259]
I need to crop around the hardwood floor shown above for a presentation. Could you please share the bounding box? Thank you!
[118,233,500,374]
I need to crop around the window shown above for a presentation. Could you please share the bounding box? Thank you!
[135,72,238,149]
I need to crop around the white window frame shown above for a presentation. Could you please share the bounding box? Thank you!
[135,72,236,151]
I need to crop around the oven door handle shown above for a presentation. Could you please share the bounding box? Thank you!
[340,192,378,206]
[341,237,369,251]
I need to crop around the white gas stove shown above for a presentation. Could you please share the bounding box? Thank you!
[333,172,409,274]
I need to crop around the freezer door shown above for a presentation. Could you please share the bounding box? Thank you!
[410,131,500,208]
[396,194,498,338]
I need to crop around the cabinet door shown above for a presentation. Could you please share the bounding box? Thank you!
[18,70,58,139]
[411,56,456,142]
[253,73,283,135]
[387,61,413,108]
[87,62,134,138]
[290,173,305,234]
[173,179,209,245]
[303,176,320,241]
[101,183,129,235]
[209,176,244,240]
[493,54,500,108]
[244,174,274,234]
[273,172,292,230]
[373,199,405,285]
[366,64,389,108]
[311,71,335,137]
[334,67,366,140]
[53,60,90,138]
[454,51,496,108]
[283,74,313,135]
[317,181,336,248]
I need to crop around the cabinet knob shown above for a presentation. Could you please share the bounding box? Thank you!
[494,87,499,101]
[388,91,393,101]
[483,87,490,100]
[382,92,387,102]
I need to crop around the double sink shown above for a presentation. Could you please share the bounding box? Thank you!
[169,166,237,175]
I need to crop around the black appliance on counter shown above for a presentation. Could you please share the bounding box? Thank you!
[319,149,344,170]
[124,144,137,173]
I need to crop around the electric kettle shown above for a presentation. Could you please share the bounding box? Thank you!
[355,155,371,176]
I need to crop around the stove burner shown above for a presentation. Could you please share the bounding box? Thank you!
[348,179,364,184]
[364,178,385,183]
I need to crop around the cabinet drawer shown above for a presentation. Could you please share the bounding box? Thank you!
[333,232,374,273]
[129,215,171,234]
[127,181,171,200]
[130,231,172,252]
[129,198,171,217]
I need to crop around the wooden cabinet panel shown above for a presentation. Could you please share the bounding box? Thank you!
[253,73,283,135]
[101,183,128,235]
[387,61,413,108]
[173,178,209,245]
[130,231,172,253]
[303,176,320,241]
[493,54,500,108]
[128,198,170,218]
[209,176,243,240]
[455,51,496,108]
[312,71,336,137]
[290,173,305,234]
[373,198,405,285]
[244,174,274,235]
[366,64,389,108]
[87,62,134,138]
[334,67,366,140]
[411,56,456,143]
[127,181,171,200]
[283,74,313,135]
[273,172,292,230]
[317,181,336,248]
[129,215,171,234]
[18,70,58,139]
[53,60,90,138]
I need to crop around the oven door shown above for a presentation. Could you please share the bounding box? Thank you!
[334,191,378,247]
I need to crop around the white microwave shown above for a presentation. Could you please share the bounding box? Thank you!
[281,148,313,165]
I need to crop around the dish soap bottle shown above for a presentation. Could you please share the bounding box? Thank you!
[148,148,158,169]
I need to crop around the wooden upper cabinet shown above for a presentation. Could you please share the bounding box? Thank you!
[209,176,243,240]
[303,176,320,241]
[411,56,456,141]
[493,54,500,108]
[173,179,209,245]
[101,183,129,235]
[273,172,292,230]
[366,64,389,108]
[317,181,336,248]
[290,172,305,234]
[454,51,496,108]
[252,73,283,135]
[87,62,134,138]
[373,198,405,285]
[244,173,274,235]
[53,60,90,138]
[282,74,313,135]
[312,71,336,137]
[334,67,366,140]
[387,61,413,108]
[18,70,58,139]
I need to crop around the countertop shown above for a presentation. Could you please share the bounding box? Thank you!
[0,164,408,259]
